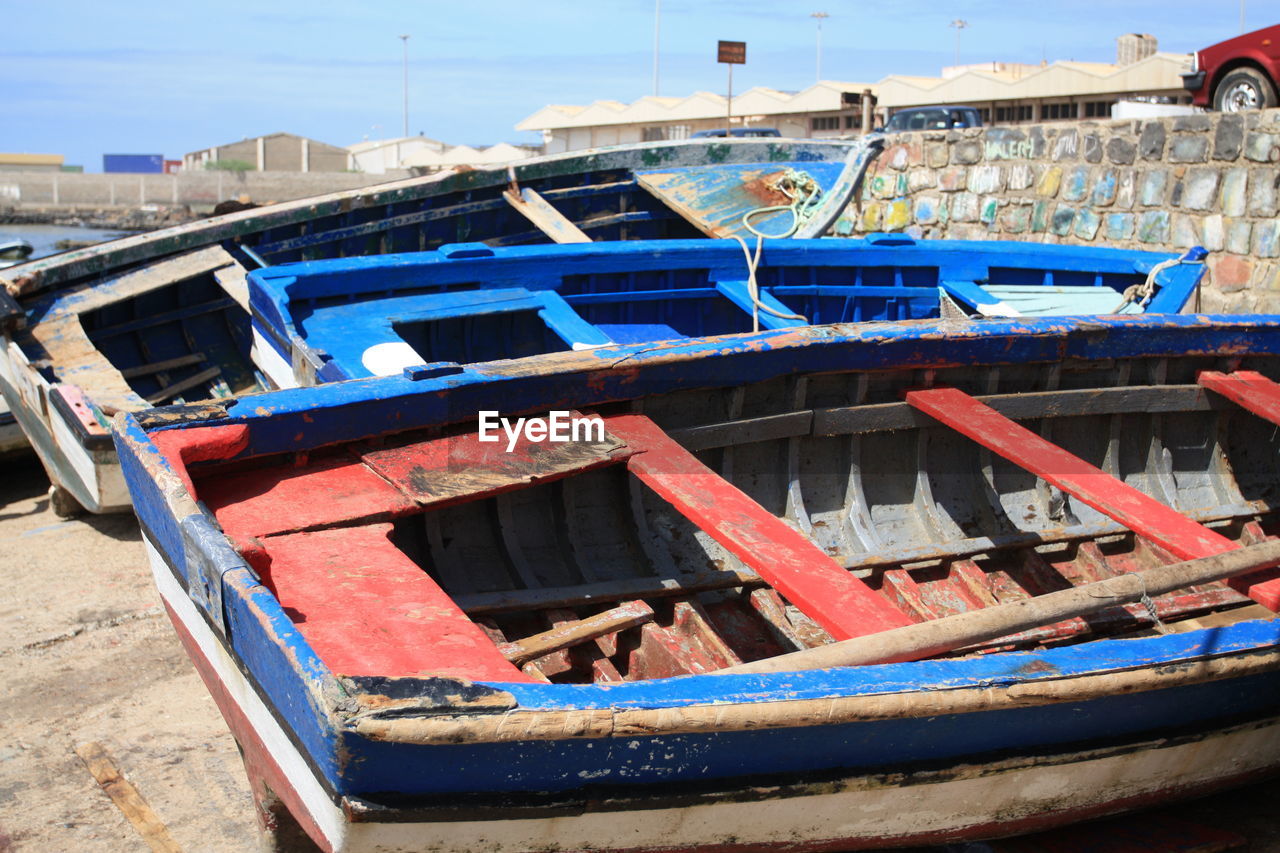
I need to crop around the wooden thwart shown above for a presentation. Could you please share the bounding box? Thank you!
[75,741,183,853]
[1199,369,1280,427]
[609,413,914,640]
[722,539,1280,674]
[906,387,1237,561]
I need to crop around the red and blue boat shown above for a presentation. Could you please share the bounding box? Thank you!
[114,314,1280,852]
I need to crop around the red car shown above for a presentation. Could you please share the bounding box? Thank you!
[1183,24,1280,111]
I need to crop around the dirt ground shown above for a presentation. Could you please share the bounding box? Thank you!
[2,449,1280,853]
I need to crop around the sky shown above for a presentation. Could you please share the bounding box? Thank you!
[3,1,1264,171]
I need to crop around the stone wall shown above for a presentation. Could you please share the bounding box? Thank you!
[837,110,1280,312]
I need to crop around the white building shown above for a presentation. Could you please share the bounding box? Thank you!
[402,142,537,173]
[347,136,447,174]
[516,81,878,154]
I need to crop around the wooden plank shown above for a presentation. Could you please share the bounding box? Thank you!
[815,385,1221,436]
[75,741,183,853]
[199,454,420,539]
[260,524,533,681]
[1198,369,1280,425]
[120,352,207,379]
[212,258,252,313]
[145,365,222,404]
[905,387,1237,561]
[89,297,238,341]
[608,413,914,640]
[503,187,592,244]
[358,415,632,510]
[498,600,654,666]
[454,567,764,615]
[909,387,1280,611]
[667,411,813,452]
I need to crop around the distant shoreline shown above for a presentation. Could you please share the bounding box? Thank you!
[0,204,198,231]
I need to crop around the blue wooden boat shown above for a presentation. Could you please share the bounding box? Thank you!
[114,314,1280,852]
[0,138,864,515]
[247,237,1208,386]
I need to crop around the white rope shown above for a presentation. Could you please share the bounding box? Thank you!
[1112,254,1205,314]
[731,170,821,332]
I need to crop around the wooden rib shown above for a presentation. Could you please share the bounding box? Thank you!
[75,741,183,853]
[498,601,654,667]
[608,413,914,640]
[748,588,811,651]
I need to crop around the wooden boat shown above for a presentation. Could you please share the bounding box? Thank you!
[247,236,1208,385]
[0,238,34,267]
[114,314,1280,852]
[0,138,866,514]
[0,289,26,454]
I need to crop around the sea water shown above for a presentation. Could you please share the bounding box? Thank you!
[0,223,137,260]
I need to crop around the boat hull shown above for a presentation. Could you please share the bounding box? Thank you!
[148,537,1280,852]
[0,336,124,509]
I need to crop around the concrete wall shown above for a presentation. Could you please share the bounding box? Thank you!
[0,169,412,210]
[838,109,1280,312]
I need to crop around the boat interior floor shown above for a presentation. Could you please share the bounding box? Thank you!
[20,245,266,413]
[159,358,1280,685]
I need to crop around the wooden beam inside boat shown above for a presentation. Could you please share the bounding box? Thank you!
[145,366,222,405]
[608,413,915,640]
[498,600,655,667]
[668,386,1230,452]
[453,567,764,615]
[503,187,593,244]
[119,352,207,379]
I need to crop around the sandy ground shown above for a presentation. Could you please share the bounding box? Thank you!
[0,453,258,851]
[2,449,1280,853]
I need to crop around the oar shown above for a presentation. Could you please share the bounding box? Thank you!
[720,539,1280,675]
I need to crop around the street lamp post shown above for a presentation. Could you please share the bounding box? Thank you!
[949,19,967,67]
[399,34,410,138]
[811,12,829,82]
[653,0,661,96]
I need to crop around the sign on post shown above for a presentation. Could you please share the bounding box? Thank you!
[717,41,746,136]
[717,40,746,64]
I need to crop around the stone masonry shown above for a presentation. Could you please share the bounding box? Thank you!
[834,109,1280,313]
